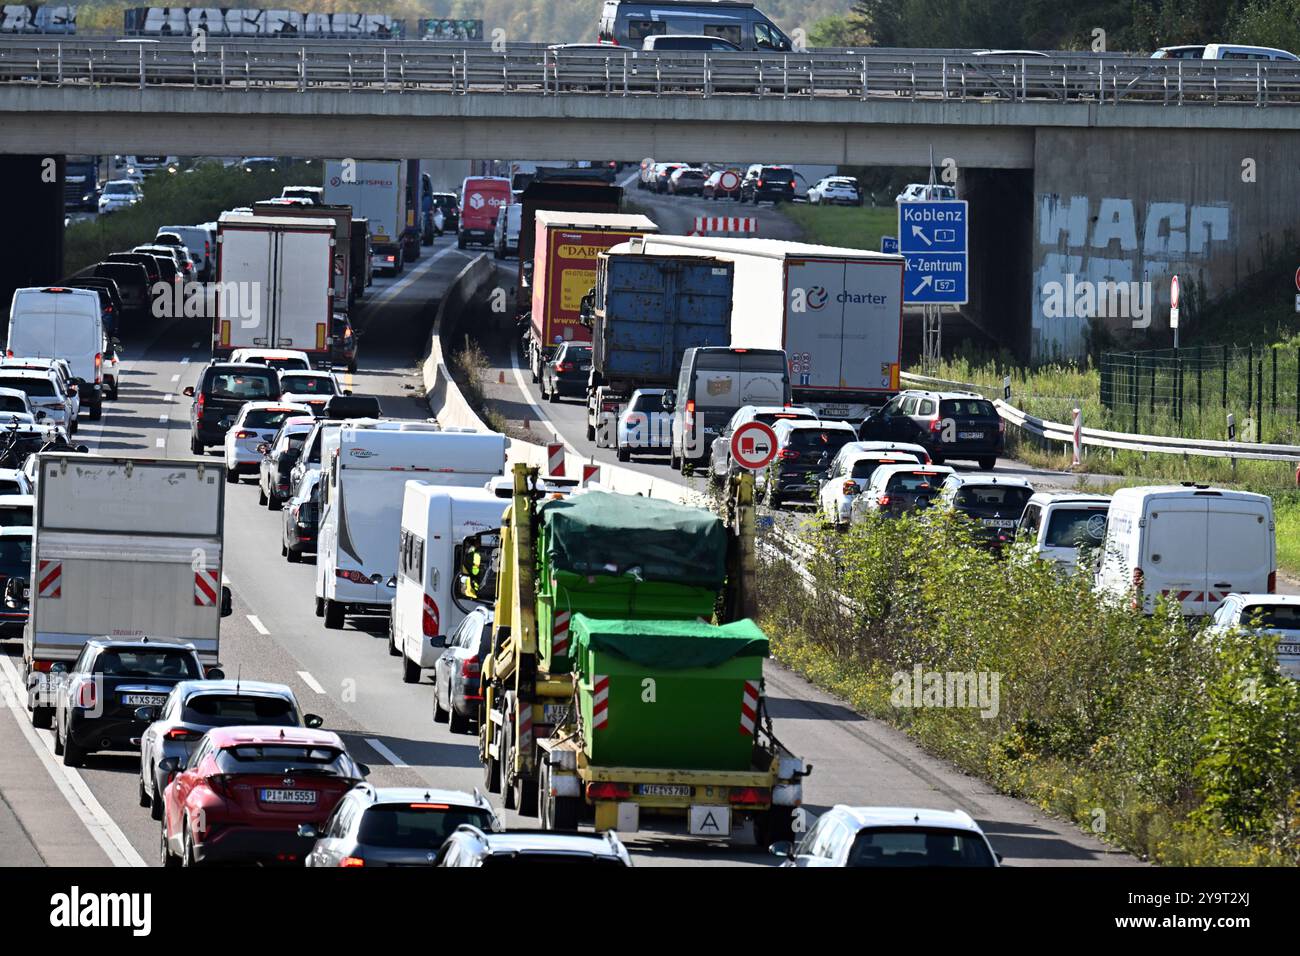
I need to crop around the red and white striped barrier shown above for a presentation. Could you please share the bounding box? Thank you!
[590,674,610,730]
[690,216,757,236]
[194,568,219,607]
[739,679,760,736]
[37,560,61,599]
[551,610,571,659]
[547,441,565,477]
[582,463,600,487]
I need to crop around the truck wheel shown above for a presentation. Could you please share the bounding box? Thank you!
[402,655,420,684]
[514,771,538,817]
[324,599,344,630]
[483,730,501,794]
[501,720,516,810]
[449,705,469,735]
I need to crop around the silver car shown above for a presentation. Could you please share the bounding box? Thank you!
[136,679,322,820]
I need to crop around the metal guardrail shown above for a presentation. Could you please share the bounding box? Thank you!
[900,370,1300,462]
[3,36,1300,105]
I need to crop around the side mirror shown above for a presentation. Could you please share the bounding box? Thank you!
[256,442,270,455]
[661,391,676,411]
[428,633,447,649]
[996,852,1004,864]
[5,577,27,601]
[205,667,225,680]
[66,384,79,396]
[183,386,195,397]
[304,713,324,728]
[344,389,353,396]
[219,585,232,618]
[35,411,46,422]
[49,661,68,675]
[158,756,183,774]
[134,705,159,722]
[358,763,371,778]
[769,841,794,859]
[296,823,318,840]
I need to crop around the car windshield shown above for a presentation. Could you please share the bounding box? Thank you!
[629,393,665,413]
[92,649,201,679]
[851,457,911,481]
[953,486,1033,515]
[480,853,624,867]
[0,480,22,496]
[1242,604,1300,629]
[940,399,996,418]
[785,429,855,455]
[0,378,53,397]
[1043,508,1109,548]
[359,805,495,849]
[887,473,941,493]
[209,373,276,400]
[847,827,995,867]
[0,505,33,527]
[182,694,297,725]
[0,396,28,413]
[241,409,299,429]
[562,347,591,361]
[761,168,794,181]
[104,183,135,195]
[0,537,31,576]
[216,745,354,777]
[281,375,335,395]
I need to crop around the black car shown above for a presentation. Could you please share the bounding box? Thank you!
[937,474,1035,550]
[186,362,282,453]
[0,530,32,637]
[859,390,1003,470]
[740,166,796,205]
[258,418,313,510]
[432,193,459,235]
[282,471,321,563]
[763,421,858,508]
[330,314,359,375]
[92,262,151,320]
[52,639,224,767]
[433,607,492,733]
[105,252,163,289]
[541,342,592,403]
[66,279,123,337]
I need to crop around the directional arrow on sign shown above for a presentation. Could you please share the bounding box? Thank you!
[911,225,932,247]
[911,275,933,297]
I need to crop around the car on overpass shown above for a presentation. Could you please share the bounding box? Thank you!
[97,179,142,215]
[598,0,793,53]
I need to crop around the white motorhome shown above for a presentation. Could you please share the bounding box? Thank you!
[315,426,506,630]
[7,287,108,420]
[1096,485,1275,616]
[391,484,506,683]
[24,455,230,729]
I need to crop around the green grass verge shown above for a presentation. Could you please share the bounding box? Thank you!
[781,203,897,251]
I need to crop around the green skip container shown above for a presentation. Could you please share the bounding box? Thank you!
[572,614,769,771]
[537,492,728,673]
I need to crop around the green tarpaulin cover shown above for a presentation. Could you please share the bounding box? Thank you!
[540,492,727,588]
[571,614,768,670]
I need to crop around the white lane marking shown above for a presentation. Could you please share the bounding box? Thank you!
[154,437,165,448]
[365,737,408,768]
[0,654,146,867]
[366,244,459,311]
[163,393,173,403]
[191,341,201,349]
[246,614,269,635]
[159,414,168,424]
[169,374,180,383]
[509,349,578,454]
[180,357,190,365]
[297,670,325,695]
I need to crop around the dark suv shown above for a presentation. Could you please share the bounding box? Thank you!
[763,420,858,509]
[186,362,282,454]
[741,166,796,205]
[432,193,459,235]
[859,390,1003,470]
[542,342,591,403]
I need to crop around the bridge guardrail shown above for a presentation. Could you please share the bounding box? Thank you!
[4,37,1300,105]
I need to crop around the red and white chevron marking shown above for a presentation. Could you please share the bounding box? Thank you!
[194,568,219,607]
[691,216,757,236]
[739,679,760,736]
[591,675,610,730]
[552,610,571,658]
[518,703,533,753]
[1160,589,1225,604]
[37,560,61,599]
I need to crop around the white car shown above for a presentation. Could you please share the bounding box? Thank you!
[278,370,344,417]
[223,401,313,481]
[773,806,1000,867]
[0,468,33,496]
[97,180,143,214]
[818,448,921,530]
[0,358,81,422]
[228,348,313,372]
[0,493,34,528]
[616,388,672,461]
[0,368,77,435]
[0,386,37,423]
[852,463,954,522]
[1206,594,1300,679]
[1015,492,1111,574]
[808,177,863,206]
[895,183,957,204]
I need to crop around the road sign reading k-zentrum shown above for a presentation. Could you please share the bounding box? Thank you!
[898,200,968,305]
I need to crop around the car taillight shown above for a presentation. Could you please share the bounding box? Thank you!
[339,856,365,867]
[76,680,96,709]
[878,495,891,506]
[728,787,770,806]
[422,594,439,638]
[196,393,205,413]
[166,727,203,741]
[557,362,574,372]
[929,418,943,433]
[236,430,255,439]
[586,782,631,801]
[5,350,11,358]
[756,179,763,187]
[32,660,54,673]
[385,255,395,263]
[778,449,799,460]
[685,399,695,416]
[842,480,858,495]
[1268,570,1277,593]
[94,353,102,383]
[337,569,369,584]
[461,656,480,678]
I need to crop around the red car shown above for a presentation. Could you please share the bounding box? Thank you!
[159,726,367,867]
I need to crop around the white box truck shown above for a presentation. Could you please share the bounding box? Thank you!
[213,213,335,365]
[391,483,506,684]
[315,425,506,631]
[324,160,412,276]
[23,454,231,729]
[626,235,905,421]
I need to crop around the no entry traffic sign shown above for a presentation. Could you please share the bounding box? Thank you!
[731,421,778,471]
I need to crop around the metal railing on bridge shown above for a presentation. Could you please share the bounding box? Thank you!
[3,36,1300,105]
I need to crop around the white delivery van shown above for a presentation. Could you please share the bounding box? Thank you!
[7,287,107,420]
[392,483,506,684]
[315,426,506,630]
[1096,485,1275,616]
[24,454,230,729]
[1016,492,1111,574]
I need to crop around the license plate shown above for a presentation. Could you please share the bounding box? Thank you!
[958,431,984,440]
[123,694,167,707]
[981,518,1017,528]
[636,783,691,798]
[260,789,316,804]
[542,704,569,724]
[820,405,849,418]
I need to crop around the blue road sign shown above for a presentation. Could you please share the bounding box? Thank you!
[880,235,898,254]
[898,200,968,305]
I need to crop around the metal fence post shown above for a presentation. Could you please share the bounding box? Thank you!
[1257,360,1264,441]
[1222,346,1228,408]
[1132,354,1140,434]
[1272,346,1278,422]
[1247,345,1254,418]
[1196,346,1203,418]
